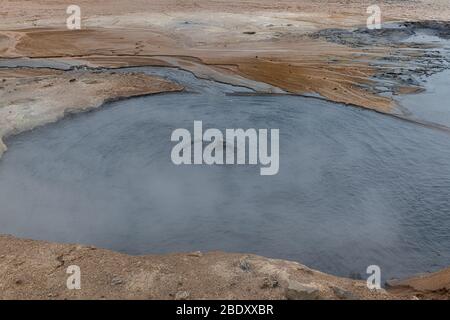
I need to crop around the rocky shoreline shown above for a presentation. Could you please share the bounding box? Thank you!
[1,234,448,300]
[0,1,447,115]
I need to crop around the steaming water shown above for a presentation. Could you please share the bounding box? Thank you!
[0,67,449,281]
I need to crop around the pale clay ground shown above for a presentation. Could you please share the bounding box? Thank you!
[2,0,449,110]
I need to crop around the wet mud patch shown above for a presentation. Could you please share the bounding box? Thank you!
[312,21,450,114]
[311,21,450,48]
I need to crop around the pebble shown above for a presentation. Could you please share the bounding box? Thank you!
[175,291,190,300]
[285,280,321,300]
[111,277,123,286]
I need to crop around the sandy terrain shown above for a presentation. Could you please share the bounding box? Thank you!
[387,267,450,300]
[0,235,426,300]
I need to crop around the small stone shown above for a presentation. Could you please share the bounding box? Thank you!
[285,280,321,300]
[13,260,25,266]
[375,86,389,92]
[111,277,123,286]
[175,291,190,300]
[297,267,314,275]
[239,259,251,272]
[331,286,359,300]
[187,251,202,257]
[261,276,279,289]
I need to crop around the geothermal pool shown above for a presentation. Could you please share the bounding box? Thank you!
[0,67,449,281]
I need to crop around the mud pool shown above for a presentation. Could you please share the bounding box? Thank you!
[0,67,449,281]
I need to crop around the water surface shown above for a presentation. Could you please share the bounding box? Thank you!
[0,67,449,281]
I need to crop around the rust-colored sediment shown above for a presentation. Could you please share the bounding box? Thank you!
[2,28,393,111]
[215,58,393,111]
[387,268,450,300]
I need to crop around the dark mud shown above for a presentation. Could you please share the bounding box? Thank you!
[312,21,450,109]
[311,21,450,47]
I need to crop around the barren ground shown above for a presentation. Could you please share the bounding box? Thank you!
[0,68,183,158]
[0,235,438,300]
[1,0,449,111]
